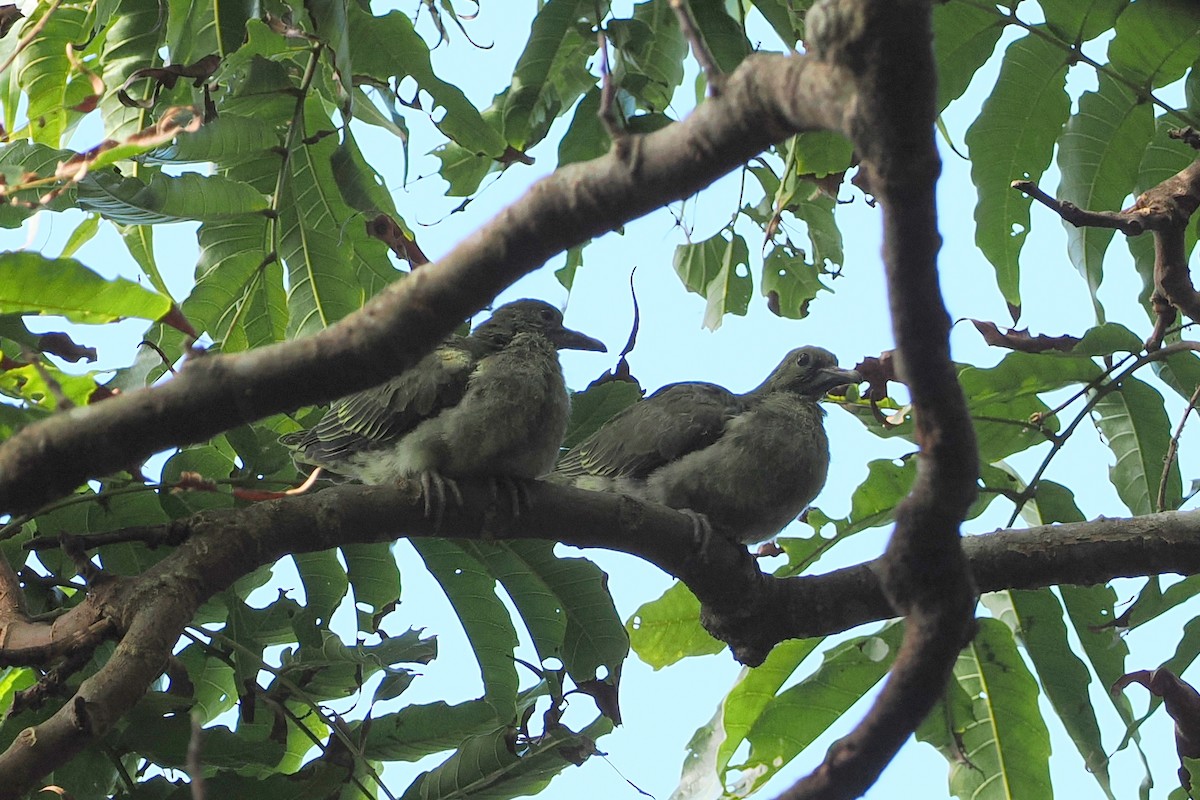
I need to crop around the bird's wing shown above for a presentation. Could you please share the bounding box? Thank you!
[288,339,478,463]
[557,382,738,479]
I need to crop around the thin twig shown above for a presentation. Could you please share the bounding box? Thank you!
[1012,180,1146,235]
[669,0,723,94]
[1158,382,1200,512]
[596,31,623,145]
[1005,341,1200,526]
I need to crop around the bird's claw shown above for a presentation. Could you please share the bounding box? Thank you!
[420,471,463,530]
[489,476,533,517]
[680,508,717,554]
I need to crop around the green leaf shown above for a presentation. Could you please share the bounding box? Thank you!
[919,618,1052,800]
[1092,375,1181,515]
[77,171,270,224]
[412,539,520,719]
[1056,73,1154,320]
[627,581,723,669]
[142,115,280,164]
[1109,0,1200,88]
[557,88,609,167]
[502,0,600,151]
[689,0,751,74]
[737,624,903,795]
[749,0,810,46]
[347,6,506,157]
[1039,0,1128,42]
[984,590,1114,797]
[672,230,752,330]
[932,0,1007,112]
[564,380,643,448]
[0,252,173,324]
[189,209,286,351]
[360,699,502,761]
[761,246,828,320]
[0,141,78,228]
[293,549,349,627]
[674,637,823,799]
[966,33,1070,312]
[280,101,363,339]
[342,542,401,631]
[16,6,87,146]
[400,712,612,800]
[59,214,101,259]
[98,0,163,140]
[609,1,686,113]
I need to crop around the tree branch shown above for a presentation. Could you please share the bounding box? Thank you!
[4,477,1199,798]
[0,49,854,517]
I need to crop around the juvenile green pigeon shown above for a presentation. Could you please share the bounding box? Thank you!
[282,299,606,516]
[552,347,860,544]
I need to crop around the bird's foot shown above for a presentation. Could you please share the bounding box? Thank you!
[420,471,464,530]
[489,476,533,518]
[679,508,717,553]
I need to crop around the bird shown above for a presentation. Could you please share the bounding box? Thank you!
[281,299,606,520]
[551,346,860,545]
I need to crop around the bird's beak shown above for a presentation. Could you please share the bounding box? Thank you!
[816,366,862,395]
[552,326,608,353]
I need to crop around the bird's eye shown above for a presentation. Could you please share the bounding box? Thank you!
[795,352,810,366]
[541,309,555,321]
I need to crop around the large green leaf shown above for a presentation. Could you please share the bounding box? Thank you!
[735,624,903,796]
[462,541,627,686]
[1056,73,1154,320]
[347,6,506,157]
[15,6,87,147]
[673,230,752,330]
[1040,0,1129,42]
[359,699,502,762]
[98,0,163,140]
[673,636,823,799]
[503,0,600,150]
[400,711,612,800]
[77,171,270,224]
[293,548,350,628]
[1092,375,1181,515]
[688,0,751,74]
[984,590,1114,797]
[343,542,402,632]
[1108,0,1200,88]
[0,252,173,324]
[918,618,1052,800]
[966,33,1071,312]
[280,100,364,339]
[608,0,686,113]
[188,212,286,351]
[412,539,520,719]
[627,581,723,669]
[142,115,280,164]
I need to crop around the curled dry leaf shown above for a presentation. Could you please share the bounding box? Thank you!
[1113,668,1200,792]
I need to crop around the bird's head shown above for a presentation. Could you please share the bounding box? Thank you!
[760,346,861,398]
[473,299,607,352]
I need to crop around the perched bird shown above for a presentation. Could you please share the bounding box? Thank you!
[282,299,606,517]
[552,347,860,544]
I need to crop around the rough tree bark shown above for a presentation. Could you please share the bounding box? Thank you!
[0,1,984,797]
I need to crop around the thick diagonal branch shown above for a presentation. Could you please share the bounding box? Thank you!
[0,50,853,517]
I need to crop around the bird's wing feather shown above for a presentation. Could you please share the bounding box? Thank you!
[557,382,739,479]
[290,339,478,463]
